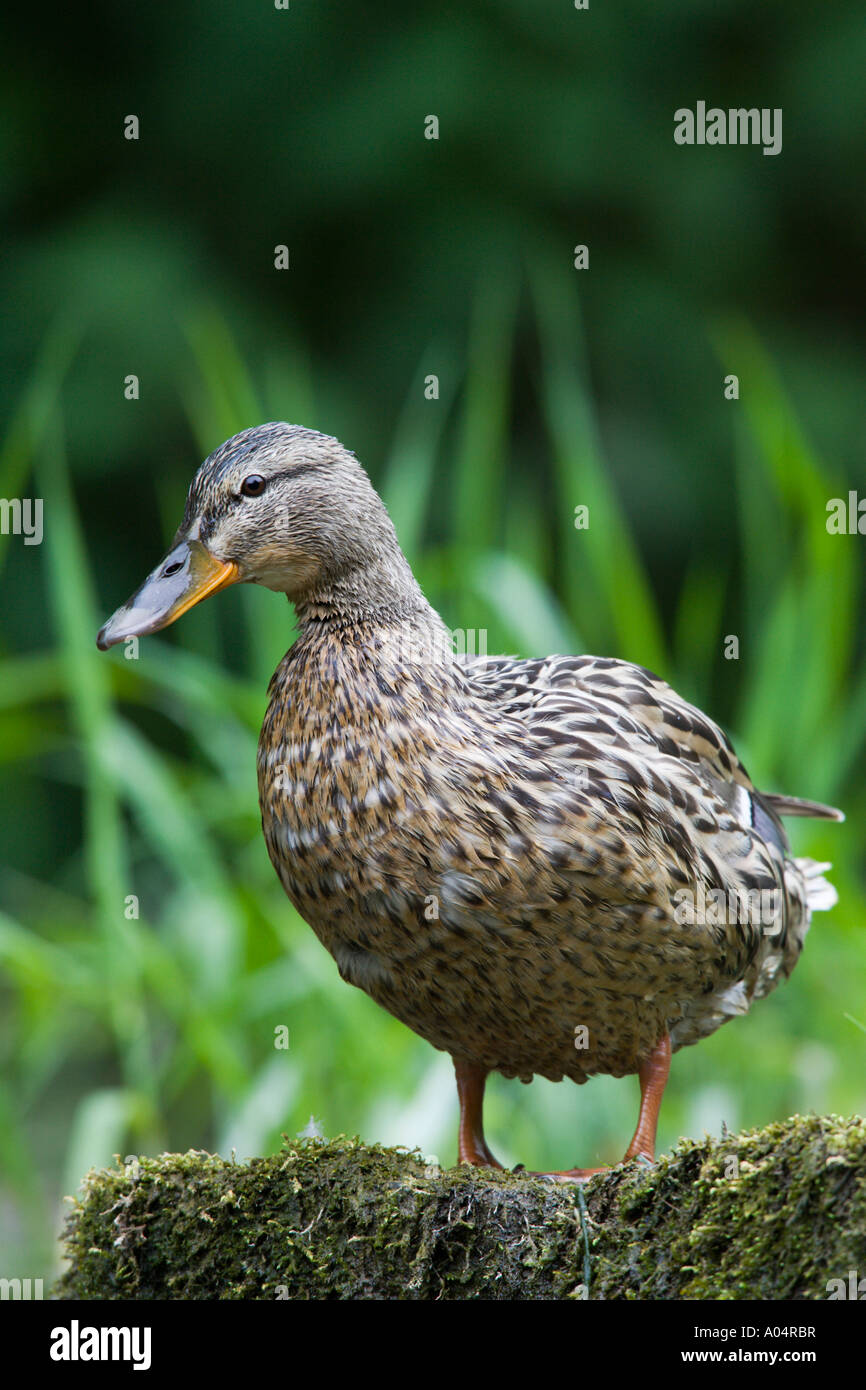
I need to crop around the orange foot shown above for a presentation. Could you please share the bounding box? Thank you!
[453,1034,671,1182]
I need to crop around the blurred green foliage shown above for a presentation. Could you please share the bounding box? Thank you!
[0,2,864,1284]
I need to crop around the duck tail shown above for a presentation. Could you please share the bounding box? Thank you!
[764,793,845,822]
[795,857,839,913]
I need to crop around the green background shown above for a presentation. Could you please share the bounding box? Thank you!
[1,1,864,1284]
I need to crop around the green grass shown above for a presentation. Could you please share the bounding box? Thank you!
[1,284,864,1284]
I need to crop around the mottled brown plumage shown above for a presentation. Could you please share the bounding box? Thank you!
[97,423,843,1177]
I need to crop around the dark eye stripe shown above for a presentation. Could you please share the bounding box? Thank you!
[281,462,323,483]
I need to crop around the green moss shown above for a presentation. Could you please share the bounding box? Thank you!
[55,1116,866,1300]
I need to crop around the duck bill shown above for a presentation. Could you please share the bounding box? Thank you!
[96,538,240,650]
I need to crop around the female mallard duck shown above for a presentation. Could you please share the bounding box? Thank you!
[97,423,842,1178]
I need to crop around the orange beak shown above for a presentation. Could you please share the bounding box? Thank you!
[96,538,240,650]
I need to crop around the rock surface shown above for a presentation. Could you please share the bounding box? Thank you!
[56,1115,866,1300]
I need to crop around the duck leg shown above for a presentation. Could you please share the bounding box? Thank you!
[454,1058,503,1168]
[534,1032,672,1182]
[622,1032,671,1163]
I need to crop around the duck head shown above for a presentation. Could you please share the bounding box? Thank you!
[96,422,421,649]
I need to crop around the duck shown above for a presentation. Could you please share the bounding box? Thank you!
[97,423,843,1179]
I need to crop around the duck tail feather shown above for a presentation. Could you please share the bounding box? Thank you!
[796,857,839,913]
[764,794,845,822]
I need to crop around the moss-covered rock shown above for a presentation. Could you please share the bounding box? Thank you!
[56,1114,866,1300]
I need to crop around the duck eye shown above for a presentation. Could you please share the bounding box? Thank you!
[240,474,266,497]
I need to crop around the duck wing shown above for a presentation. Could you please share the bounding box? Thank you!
[463,652,843,831]
[460,651,841,1046]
